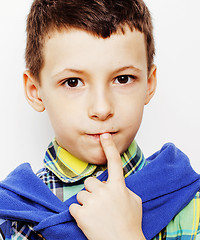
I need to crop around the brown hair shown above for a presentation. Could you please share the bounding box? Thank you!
[25,0,155,82]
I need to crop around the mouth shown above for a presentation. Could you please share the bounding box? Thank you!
[86,132,118,140]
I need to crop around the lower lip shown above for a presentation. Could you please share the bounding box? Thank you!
[89,134,101,140]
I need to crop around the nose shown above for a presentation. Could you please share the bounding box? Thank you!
[88,87,114,121]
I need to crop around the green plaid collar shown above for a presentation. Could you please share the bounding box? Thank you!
[44,139,146,183]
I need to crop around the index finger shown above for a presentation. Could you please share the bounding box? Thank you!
[100,133,125,185]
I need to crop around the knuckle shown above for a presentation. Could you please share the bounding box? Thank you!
[69,204,85,224]
[69,203,78,216]
[77,190,87,202]
[77,190,84,198]
[84,176,101,190]
[84,176,95,186]
[76,191,82,202]
[69,203,75,211]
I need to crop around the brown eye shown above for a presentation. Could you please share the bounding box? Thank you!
[114,75,136,84]
[64,78,83,88]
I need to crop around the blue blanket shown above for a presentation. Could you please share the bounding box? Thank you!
[0,143,200,239]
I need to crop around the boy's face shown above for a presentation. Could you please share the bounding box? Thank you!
[24,28,156,165]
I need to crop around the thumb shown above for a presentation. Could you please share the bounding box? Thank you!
[100,133,125,185]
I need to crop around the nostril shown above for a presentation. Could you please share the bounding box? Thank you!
[89,112,114,121]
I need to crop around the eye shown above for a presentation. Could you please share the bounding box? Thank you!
[114,75,136,85]
[63,78,84,88]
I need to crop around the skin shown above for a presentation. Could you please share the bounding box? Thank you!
[24,27,157,239]
[70,133,145,240]
[24,28,156,165]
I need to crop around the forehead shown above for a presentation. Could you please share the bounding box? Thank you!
[41,28,147,78]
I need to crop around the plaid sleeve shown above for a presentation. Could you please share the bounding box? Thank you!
[196,222,200,240]
[0,219,12,239]
[153,191,200,240]
[0,219,45,240]
[11,222,45,240]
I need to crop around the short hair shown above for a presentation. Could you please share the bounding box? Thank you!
[25,0,155,82]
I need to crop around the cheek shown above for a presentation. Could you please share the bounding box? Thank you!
[118,95,145,126]
[123,110,144,138]
[44,94,80,122]
[53,113,78,135]
[52,115,79,152]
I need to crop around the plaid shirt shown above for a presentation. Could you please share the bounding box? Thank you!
[0,140,199,239]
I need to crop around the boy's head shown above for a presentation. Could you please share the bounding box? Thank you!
[25,0,155,82]
[24,0,157,165]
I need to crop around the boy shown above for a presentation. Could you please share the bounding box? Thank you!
[0,0,200,239]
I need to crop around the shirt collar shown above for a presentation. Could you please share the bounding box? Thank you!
[44,139,146,183]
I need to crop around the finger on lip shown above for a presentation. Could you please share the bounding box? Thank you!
[100,133,125,184]
[100,133,112,139]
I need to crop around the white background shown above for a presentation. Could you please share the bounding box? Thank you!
[0,0,200,180]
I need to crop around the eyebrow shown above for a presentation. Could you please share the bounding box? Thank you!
[53,65,141,79]
[113,65,142,75]
[53,68,84,79]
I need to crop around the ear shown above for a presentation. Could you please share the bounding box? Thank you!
[23,71,45,112]
[145,64,157,105]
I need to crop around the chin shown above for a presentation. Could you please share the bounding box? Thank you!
[83,153,107,165]
[88,158,107,166]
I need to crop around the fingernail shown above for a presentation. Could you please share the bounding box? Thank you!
[101,133,111,139]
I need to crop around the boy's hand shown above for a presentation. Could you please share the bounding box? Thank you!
[69,133,145,240]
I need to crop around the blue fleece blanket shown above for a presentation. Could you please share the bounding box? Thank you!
[0,143,200,240]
